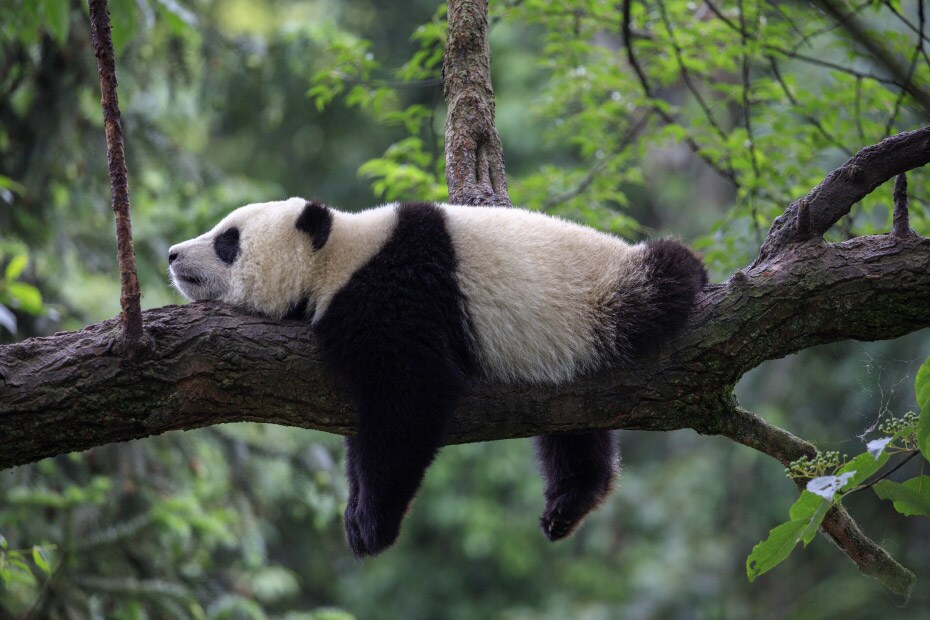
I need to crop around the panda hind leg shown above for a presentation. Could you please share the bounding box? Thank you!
[343,390,456,558]
[535,430,619,541]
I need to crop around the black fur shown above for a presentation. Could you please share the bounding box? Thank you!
[296,200,332,250]
[616,239,707,359]
[214,227,240,265]
[313,202,475,557]
[306,203,704,556]
[535,431,618,540]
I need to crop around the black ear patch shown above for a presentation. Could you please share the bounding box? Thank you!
[296,200,332,250]
[214,227,240,265]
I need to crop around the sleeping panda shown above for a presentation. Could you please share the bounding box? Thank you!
[168,197,707,557]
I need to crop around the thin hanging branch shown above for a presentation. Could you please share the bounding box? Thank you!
[88,0,144,348]
[893,172,915,238]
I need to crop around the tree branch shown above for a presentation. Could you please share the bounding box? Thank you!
[3,217,929,466]
[87,0,144,349]
[442,0,511,206]
[754,126,930,264]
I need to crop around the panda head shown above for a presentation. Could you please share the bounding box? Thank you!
[168,197,332,318]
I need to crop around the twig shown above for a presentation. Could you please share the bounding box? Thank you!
[789,0,873,53]
[765,45,902,87]
[810,0,930,118]
[767,57,851,155]
[848,450,921,495]
[884,0,930,68]
[656,0,729,141]
[738,0,762,242]
[884,45,922,136]
[87,0,144,348]
[702,0,739,32]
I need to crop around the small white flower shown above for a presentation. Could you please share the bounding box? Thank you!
[866,437,893,460]
[807,472,856,501]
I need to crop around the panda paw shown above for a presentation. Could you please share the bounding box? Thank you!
[344,501,369,558]
[540,481,610,541]
[540,493,588,541]
[344,501,401,558]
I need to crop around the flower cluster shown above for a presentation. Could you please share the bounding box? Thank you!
[785,451,848,480]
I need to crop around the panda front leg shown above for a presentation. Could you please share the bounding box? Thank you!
[343,393,454,557]
[535,430,619,540]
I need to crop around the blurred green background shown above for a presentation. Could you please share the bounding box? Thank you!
[2,0,930,618]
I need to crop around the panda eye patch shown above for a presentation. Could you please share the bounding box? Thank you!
[214,227,240,265]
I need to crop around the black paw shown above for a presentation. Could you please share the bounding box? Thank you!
[344,501,368,558]
[343,501,401,558]
[541,492,589,541]
[540,481,610,542]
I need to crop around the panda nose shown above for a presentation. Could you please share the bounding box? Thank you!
[168,251,179,264]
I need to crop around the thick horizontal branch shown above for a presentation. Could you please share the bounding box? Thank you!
[2,232,928,470]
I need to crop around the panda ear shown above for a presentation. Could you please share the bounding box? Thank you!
[296,200,332,250]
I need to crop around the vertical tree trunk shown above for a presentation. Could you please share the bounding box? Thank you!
[443,0,511,206]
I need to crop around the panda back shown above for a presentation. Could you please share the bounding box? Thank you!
[442,205,641,384]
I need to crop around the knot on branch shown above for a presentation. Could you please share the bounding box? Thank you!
[842,163,864,183]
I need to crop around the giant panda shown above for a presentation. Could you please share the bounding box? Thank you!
[168,197,707,557]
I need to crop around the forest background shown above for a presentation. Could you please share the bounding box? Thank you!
[2,0,930,618]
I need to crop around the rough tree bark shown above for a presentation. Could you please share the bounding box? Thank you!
[2,0,930,601]
[443,0,511,206]
[88,0,144,349]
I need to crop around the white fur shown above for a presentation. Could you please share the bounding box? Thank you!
[441,204,647,384]
[169,198,395,320]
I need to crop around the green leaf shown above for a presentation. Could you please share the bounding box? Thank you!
[31,546,50,575]
[41,0,71,47]
[917,356,930,461]
[788,490,823,521]
[838,451,889,488]
[6,282,43,315]
[0,175,26,195]
[5,254,27,281]
[873,477,930,517]
[918,355,930,414]
[798,498,831,546]
[109,0,137,55]
[746,519,806,582]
